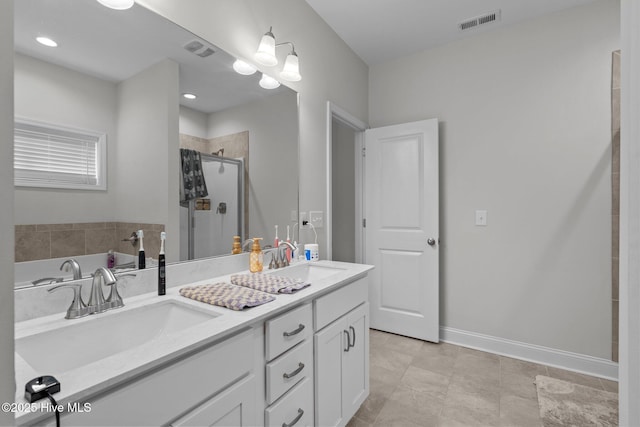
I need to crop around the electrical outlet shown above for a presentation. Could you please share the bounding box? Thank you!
[299,212,308,228]
[310,211,324,228]
[290,210,298,222]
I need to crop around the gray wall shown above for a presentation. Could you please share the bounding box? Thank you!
[0,2,14,423]
[14,54,119,224]
[369,0,619,358]
[115,59,180,261]
[207,91,298,243]
[332,119,356,262]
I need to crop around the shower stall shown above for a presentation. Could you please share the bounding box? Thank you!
[180,154,244,260]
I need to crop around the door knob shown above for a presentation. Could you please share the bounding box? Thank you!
[427,238,436,246]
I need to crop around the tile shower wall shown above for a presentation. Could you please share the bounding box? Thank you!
[612,50,620,362]
[15,222,165,263]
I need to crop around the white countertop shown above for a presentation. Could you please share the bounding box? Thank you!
[14,260,373,425]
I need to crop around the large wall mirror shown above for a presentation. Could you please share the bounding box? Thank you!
[13,0,299,287]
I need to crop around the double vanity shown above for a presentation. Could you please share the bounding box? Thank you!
[14,260,373,426]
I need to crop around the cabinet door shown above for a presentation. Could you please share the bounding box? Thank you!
[172,374,257,427]
[342,303,369,422]
[314,315,349,427]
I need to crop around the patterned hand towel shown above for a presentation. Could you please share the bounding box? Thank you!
[179,282,275,311]
[230,273,311,294]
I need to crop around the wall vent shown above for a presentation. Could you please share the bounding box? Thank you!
[458,10,501,31]
[183,40,215,58]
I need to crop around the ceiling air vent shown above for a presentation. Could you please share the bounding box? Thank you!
[183,40,215,58]
[458,10,501,31]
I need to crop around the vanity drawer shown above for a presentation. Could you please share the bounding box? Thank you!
[265,377,313,427]
[314,277,367,331]
[266,339,312,405]
[265,303,312,361]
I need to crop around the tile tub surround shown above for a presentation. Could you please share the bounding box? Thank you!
[15,222,165,263]
[14,259,373,425]
[611,50,620,362]
[348,330,618,427]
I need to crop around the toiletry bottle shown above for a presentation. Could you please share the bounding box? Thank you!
[107,250,115,269]
[138,229,146,269]
[232,235,242,254]
[158,232,166,295]
[274,225,279,249]
[249,238,264,273]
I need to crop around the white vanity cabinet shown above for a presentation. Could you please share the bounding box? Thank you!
[313,278,370,427]
[46,329,259,427]
[264,303,314,426]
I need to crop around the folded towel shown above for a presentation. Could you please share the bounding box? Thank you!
[230,273,311,294]
[179,282,275,311]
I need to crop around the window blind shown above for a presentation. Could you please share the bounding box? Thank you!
[14,120,106,190]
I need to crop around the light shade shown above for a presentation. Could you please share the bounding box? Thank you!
[233,59,257,76]
[280,52,301,82]
[259,74,280,90]
[254,30,278,67]
[96,0,135,10]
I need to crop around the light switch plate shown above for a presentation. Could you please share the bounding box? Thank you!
[475,210,488,226]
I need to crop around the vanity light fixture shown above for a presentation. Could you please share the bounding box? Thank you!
[232,59,257,76]
[96,0,135,10]
[36,36,58,47]
[183,93,197,100]
[253,27,302,82]
[259,74,280,90]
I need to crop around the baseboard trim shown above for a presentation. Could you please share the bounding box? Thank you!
[440,326,618,381]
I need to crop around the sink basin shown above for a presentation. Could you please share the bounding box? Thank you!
[271,263,346,282]
[16,300,219,373]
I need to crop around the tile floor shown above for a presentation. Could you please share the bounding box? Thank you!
[348,329,618,427]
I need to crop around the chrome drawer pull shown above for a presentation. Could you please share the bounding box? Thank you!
[283,324,305,337]
[282,408,304,427]
[283,362,305,379]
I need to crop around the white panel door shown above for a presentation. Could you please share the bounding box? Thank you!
[365,119,439,342]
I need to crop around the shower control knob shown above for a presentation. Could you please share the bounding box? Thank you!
[427,238,436,246]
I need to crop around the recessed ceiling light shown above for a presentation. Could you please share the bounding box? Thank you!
[95,0,135,10]
[36,37,58,47]
[183,93,197,100]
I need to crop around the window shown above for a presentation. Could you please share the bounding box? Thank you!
[14,119,107,190]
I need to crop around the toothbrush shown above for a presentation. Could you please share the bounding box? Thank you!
[274,225,279,249]
[158,232,166,295]
[137,229,146,269]
[286,225,292,262]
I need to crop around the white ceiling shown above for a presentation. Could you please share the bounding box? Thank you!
[14,0,289,114]
[304,0,600,65]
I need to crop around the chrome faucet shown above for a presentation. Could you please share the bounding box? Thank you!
[268,241,297,269]
[88,267,116,314]
[60,258,83,280]
[48,283,90,319]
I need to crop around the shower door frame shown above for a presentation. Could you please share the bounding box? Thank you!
[187,154,244,260]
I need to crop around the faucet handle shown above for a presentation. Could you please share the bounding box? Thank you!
[105,280,124,310]
[48,283,90,319]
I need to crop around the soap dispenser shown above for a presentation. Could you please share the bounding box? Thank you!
[232,235,242,255]
[249,238,264,273]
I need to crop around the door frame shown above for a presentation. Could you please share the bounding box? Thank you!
[325,102,368,262]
